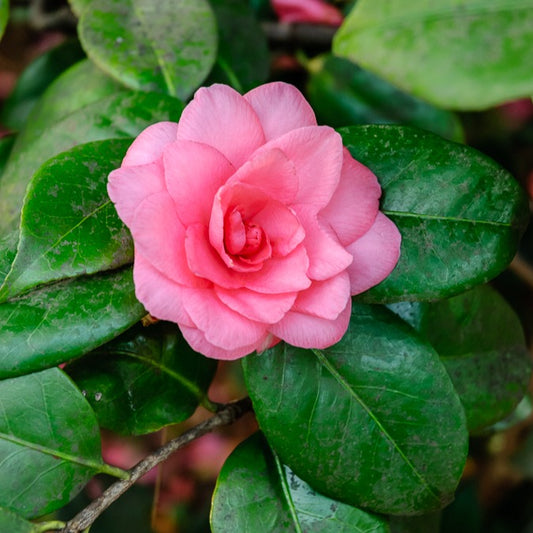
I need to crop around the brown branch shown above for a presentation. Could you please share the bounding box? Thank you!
[60,397,253,533]
[261,21,337,48]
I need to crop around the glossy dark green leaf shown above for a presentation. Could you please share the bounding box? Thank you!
[0,267,144,378]
[0,231,17,285]
[306,54,463,142]
[333,0,533,110]
[67,321,218,435]
[78,0,217,100]
[20,59,124,147]
[0,368,108,518]
[0,139,133,302]
[339,125,529,302]
[0,507,38,533]
[389,285,532,433]
[207,0,269,92]
[0,40,85,131]
[0,90,183,235]
[0,134,15,178]
[243,304,468,515]
[211,432,390,532]
[0,0,7,39]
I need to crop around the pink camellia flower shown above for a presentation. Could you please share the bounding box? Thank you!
[271,0,343,26]
[108,83,400,360]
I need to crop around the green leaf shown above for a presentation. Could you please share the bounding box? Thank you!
[211,432,390,532]
[20,59,124,147]
[0,139,134,302]
[0,89,183,236]
[67,321,218,435]
[389,285,532,433]
[0,40,85,131]
[0,507,36,533]
[242,304,468,515]
[0,0,8,40]
[0,368,106,518]
[0,267,144,379]
[78,0,217,100]
[0,134,15,178]
[339,125,529,302]
[207,0,269,92]
[306,54,464,142]
[69,0,89,17]
[333,0,533,110]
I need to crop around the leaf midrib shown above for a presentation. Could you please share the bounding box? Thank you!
[311,348,441,505]
[384,209,517,228]
[0,431,104,473]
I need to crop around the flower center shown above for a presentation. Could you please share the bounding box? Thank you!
[242,223,263,255]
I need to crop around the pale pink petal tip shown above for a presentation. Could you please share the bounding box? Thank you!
[347,212,402,295]
[122,122,178,167]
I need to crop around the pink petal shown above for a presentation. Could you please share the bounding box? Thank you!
[244,82,317,141]
[108,161,165,227]
[176,84,265,168]
[244,246,312,294]
[180,325,267,360]
[131,192,209,288]
[185,224,246,288]
[163,140,235,226]
[122,122,178,167]
[133,252,194,328]
[270,299,351,349]
[347,212,402,295]
[293,273,351,320]
[256,126,344,211]
[215,286,297,324]
[296,206,353,280]
[185,224,311,294]
[181,287,267,351]
[319,148,381,246]
[228,148,299,204]
[249,199,305,257]
[271,0,343,26]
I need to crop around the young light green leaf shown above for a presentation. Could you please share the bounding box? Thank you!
[243,304,468,515]
[0,139,134,302]
[207,0,269,92]
[67,321,218,435]
[211,432,390,532]
[0,368,107,518]
[0,40,85,131]
[306,54,464,142]
[0,506,41,533]
[0,267,144,379]
[78,0,217,100]
[333,0,533,110]
[0,0,8,40]
[0,90,183,235]
[389,285,532,433]
[339,125,529,302]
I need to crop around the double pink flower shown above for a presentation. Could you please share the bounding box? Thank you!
[108,83,400,359]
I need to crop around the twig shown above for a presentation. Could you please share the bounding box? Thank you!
[261,21,337,48]
[510,255,533,292]
[60,397,253,533]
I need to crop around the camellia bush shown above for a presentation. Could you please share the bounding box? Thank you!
[0,0,532,531]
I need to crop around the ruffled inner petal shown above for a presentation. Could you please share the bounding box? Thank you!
[163,140,235,226]
[176,84,265,168]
